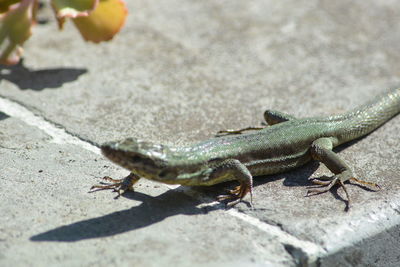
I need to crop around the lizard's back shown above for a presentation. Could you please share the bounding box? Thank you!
[185,88,400,176]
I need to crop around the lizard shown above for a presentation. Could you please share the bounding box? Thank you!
[91,88,400,209]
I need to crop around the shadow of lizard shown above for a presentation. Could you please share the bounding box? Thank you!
[30,161,325,242]
[30,189,216,242]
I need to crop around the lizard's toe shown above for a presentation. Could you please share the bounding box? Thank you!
[349,177,381,190]
[89,177,125,192]
[217,182,253,207]
[89,174,138,197]
[306,176,339,196]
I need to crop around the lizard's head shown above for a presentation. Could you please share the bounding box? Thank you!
[101,137,176,180]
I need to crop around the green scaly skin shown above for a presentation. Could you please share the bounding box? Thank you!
[92,88,400,209]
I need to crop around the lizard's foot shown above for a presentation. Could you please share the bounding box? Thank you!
[306,171,380,210]
[89,173,140,198]
[217,182,253,207]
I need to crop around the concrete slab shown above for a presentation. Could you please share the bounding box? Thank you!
[1,0,399,266]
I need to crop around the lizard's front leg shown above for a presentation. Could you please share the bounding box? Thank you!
[208,159,254,206]
[307,137,379,210]
[90,172,140,198]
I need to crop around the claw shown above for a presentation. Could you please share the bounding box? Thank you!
[217,182,253,207]
[89,178,125,194]
[89,173,140,197]
[306,176,351,209]
[308,178,332,186]
[339,180,350,207]
[102,176,124,183]
[349,177,380,189]
[306,174,379,211]
[306,176,339,196]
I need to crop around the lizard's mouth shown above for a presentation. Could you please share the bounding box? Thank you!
[101,144,149,168]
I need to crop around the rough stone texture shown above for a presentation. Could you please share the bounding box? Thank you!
[1,0,400,266]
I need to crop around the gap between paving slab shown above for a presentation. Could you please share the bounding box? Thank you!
[0,97,99,154]
[0,95,325,265]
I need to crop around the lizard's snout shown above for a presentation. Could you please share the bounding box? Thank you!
[100,138,170,178]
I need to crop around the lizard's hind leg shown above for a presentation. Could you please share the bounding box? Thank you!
[308,137,380,210]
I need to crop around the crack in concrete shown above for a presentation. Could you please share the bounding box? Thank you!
[0,96,100,155]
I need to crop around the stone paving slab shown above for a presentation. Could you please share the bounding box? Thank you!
[1,0,400,266]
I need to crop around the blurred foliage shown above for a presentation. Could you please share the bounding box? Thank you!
[0,0,128,65]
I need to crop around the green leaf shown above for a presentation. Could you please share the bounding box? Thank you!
[51,0,97,18]
[0,0,36,65]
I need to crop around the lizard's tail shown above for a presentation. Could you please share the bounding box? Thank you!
[334,88,400,142]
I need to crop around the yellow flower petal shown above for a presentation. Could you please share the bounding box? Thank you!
[72,0,127,43]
